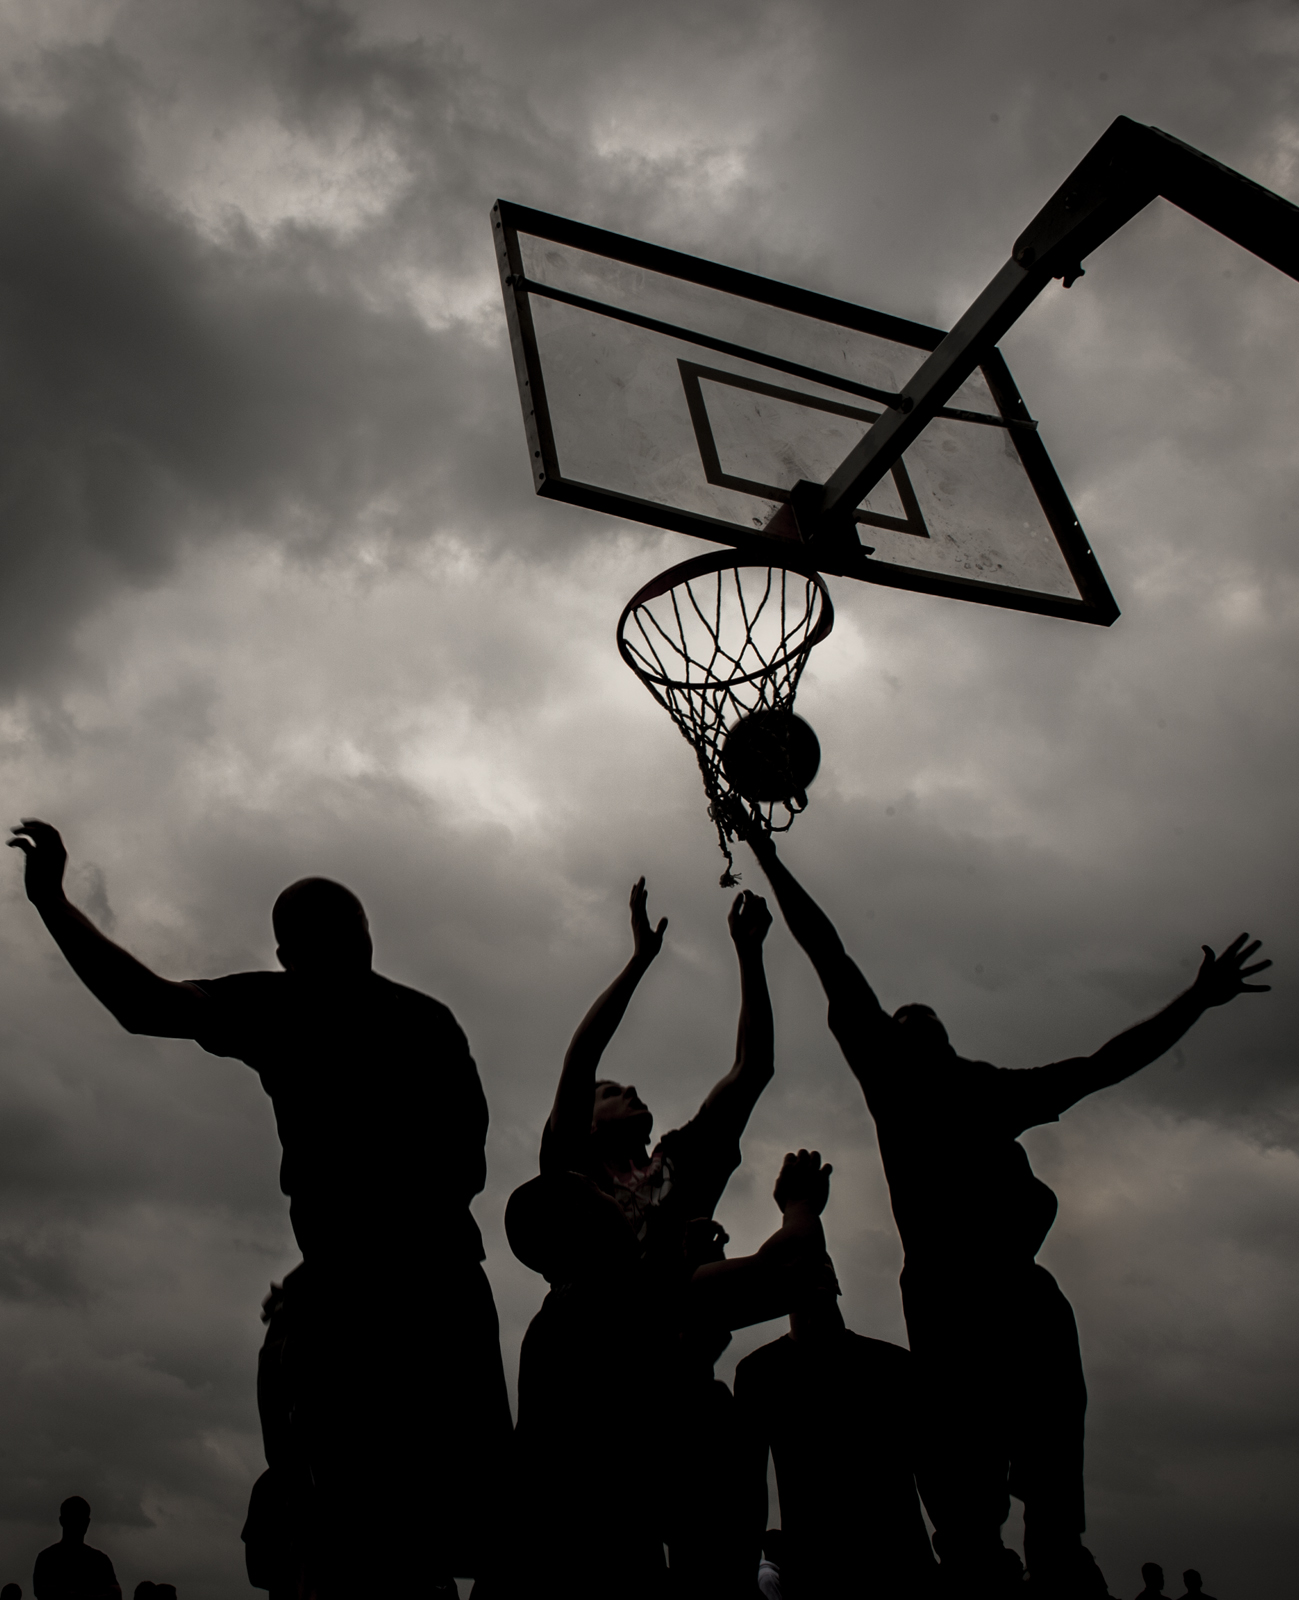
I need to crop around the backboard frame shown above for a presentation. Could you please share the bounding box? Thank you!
[493,197,1120,625]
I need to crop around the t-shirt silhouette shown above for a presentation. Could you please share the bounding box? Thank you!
[735,1328,935,1596]
[828,998,1092,1273]
[189,971,489,1267]
[32,1540,119,1600]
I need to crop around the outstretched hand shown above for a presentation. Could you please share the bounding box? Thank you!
[728,889,772,953]
[629,877,667,965]
[773,1148,833,1216]
[1191,934,1272,1008]
[8,819,67,908]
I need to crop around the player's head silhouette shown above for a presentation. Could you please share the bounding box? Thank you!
[892,1002,953,1055]
[590,1078,654,1150]
[273,878,372,976]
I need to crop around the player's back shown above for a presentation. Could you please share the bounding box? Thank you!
[735,1329,935,1597]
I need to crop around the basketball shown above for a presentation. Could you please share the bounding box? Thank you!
[721,709,821,804]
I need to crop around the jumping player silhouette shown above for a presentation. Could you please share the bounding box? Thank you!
[743,827,1269,1600]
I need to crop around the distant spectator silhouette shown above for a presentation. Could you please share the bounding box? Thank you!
[3,1582,22,1600]
[9,821,512,1598]
[1136,1563,1169,1600]
[152,1589,175,1600]
[32,1498,120,1600]
[1176,1571,1216,1600]
[542,879,774,1274]
[744,827,1270,1600]
[735,1191,936,1598]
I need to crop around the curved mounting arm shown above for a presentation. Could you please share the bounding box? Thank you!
[811,116,1299,529]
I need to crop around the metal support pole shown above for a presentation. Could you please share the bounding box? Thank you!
[806,116,1299,534]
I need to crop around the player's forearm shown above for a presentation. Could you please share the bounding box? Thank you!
[732,949,774,1085]
[549,955,652,1136]
[1085,987,1207,1089]
[755,1199,825,1267]
[32,893,192,1035]
[748,837,845,965]
[748,838,882,1016]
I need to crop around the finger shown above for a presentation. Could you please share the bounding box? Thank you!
[1201,945,1215,962]
[1240,960,1272,976]
[6,838,31,853]
[821,1163,833,1180]
[1236,941,1262,962]
[1240,983,1272,992]
[655,917,668,936]
[16,819,57,838]
[1223,933,1249,955]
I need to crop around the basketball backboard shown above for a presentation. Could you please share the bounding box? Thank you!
[493,199,1119,625]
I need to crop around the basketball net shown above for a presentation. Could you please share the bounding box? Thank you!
[617,552,834,885]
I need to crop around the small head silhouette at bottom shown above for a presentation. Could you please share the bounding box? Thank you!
[2,1582,22,1600]
[1138,1563,1169,1600]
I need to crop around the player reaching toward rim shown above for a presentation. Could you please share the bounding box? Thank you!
[742,825,1270,1600]
[543,877,774,1274]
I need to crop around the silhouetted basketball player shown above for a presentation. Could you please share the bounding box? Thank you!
[9,820,512,1597]
[735,1201,937,1597]
[32,1499,120,1600]
[542,878,773,1271]
[665,1155,833,1600]
[744,828,1270,1600]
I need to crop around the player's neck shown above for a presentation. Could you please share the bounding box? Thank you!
[596,1135,649,1175]
[788,1300,846,1343]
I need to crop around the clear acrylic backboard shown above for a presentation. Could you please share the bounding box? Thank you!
[493,200,1118,625]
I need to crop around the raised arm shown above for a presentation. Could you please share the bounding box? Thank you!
[686,1149,832,1325]
[746,828,889,1031]
[1042,934,1271,1111]
[9,820,207,1038]
[546,877,666,1157]
[700,890,775,1138]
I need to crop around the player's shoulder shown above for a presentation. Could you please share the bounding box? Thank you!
[370,971,454,1013]
[370,973,467,1028]
[846,1331,912,1365]
[187,970,286,1013]
[735,1332,794,1377]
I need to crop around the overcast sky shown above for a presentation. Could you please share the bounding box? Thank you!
[0,1,1297,1595]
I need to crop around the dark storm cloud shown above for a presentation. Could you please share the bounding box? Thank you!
[0,13,538,690]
